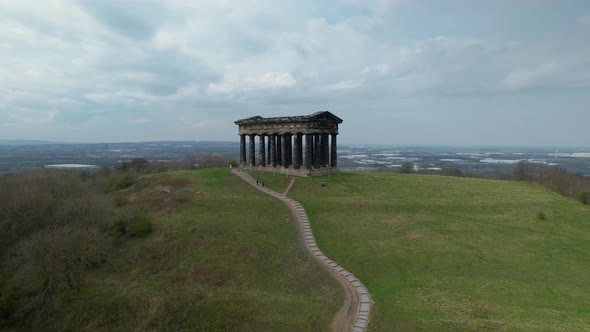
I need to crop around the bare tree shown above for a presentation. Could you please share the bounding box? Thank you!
[400,162,413,174]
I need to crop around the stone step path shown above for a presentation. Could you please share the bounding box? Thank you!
[232,170,373,332]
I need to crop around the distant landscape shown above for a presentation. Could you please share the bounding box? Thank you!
[2,140,589,177]
[0,141,237,174]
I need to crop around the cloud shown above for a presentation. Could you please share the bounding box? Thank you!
[326,79,365,90]
[75,0,163,40]
[246,72,297,89]
[0,0,589,146]
[207,72,296,95]
[501,62,563,90]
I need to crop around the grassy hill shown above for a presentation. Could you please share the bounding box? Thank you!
[32,169,341,331]
[249,171,590,331]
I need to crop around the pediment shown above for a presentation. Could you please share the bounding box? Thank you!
[305,111,343,123]
[234,115,263,124]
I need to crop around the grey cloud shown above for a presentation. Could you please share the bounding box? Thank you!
[0,1,589,146]
[75,0,165,40]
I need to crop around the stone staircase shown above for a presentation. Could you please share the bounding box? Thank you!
[232,169,373,331]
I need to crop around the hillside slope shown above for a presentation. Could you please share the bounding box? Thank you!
[250,171,590,331]
[36,169,342,331]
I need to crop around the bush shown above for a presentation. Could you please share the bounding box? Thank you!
[106,174,137,191]
[129,215,152,237]
[400,162,413,174]
[537,212,546,220]
[0,170,114,322]
[0,273,18,326]
[113,210,152,237]
[0,170,113,252]
[113,195,128,207]
[113,219,127,235]
[129,177,151,192]
[5,226,111,319]
[577,192,590,205]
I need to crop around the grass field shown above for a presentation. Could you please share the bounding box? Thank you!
[245,170,294,193]
[40,168,341,331]
[249,171,590,331]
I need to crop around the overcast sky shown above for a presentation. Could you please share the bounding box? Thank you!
[1,0,589,146]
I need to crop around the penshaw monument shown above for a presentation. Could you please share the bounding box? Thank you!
[234,111,342,176]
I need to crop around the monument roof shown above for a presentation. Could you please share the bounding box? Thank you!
[235,111,342,125]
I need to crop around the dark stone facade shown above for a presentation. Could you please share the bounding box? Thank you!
[235,111,342,176]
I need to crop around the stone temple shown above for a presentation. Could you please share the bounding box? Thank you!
[235,111,343,176]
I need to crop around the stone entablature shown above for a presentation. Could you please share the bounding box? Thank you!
[234,111,342,177]
[235,112,341,135]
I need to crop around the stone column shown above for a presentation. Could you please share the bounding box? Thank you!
[248,134,256,166]
[281,134,289,167]
[321,133,329,167]
[269,134,276,167]
[258,134,266,167]
[276,134,282,167]
[313,133,321,168]
[239,134,246,166]
[293,133,302,169]
[330,133,338,168]
[304,134,312,169]
[286,134,292,167]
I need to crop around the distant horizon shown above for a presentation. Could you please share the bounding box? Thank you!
[1,139,589,151]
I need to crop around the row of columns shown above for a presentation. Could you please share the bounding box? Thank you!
[239,133,337,169]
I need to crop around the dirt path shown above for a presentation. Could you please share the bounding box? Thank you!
[283,178,295,195]
[232,170,373,332]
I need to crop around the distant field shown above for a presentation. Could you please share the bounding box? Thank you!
[249,171,590,331]
[42,169,341,331]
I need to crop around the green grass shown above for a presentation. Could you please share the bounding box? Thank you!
[250,171,590,331]
[41,168,341,331]
[243,170,294,193]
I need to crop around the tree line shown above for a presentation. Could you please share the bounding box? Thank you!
[114,154,237,174]
[512,161,590,204]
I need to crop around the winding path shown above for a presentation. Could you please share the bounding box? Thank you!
[232,170,373,332]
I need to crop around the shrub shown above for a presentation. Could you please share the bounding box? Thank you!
[0,170,115,322]
[400,162,413,174]
[113,219,127,235]
[5,226,111,319]
[129,177,151,192]
[0,170,113,252]
[0,272,18,326]
[107,174,136,191]
[113,195,128,207]
[577,192,590,205]
[537,212,546,220]
[129,215,153,237]
[114,209,153,237]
